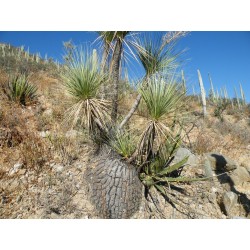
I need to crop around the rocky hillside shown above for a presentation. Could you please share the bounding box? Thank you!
[0,43,250,219]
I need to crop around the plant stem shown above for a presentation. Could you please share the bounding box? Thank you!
[111,39,123,122]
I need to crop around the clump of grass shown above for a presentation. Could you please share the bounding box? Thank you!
[20,133,50,175]
[0,103,28,147]
[46,132,84,164]
[192,131,219,155]
[213,98,230,122]
[109,130,137,159]
[1,74,37,106]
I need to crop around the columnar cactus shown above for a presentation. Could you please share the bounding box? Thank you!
[234,87,241,109]
[197,69,207,117]
[239,83,246,106]
[208,73,215,102]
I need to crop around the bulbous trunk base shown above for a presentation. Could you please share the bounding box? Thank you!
[86,150,142,219]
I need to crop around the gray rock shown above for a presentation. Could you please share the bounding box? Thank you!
[230,167,250,186]
[50,213,61,219]
[222,191,238,216]
[53,164,64,173]
[43,109,53,117]
[39,131,50,138]
[206,153,238,171]
[203,157,214,178]
[173,147,199,166]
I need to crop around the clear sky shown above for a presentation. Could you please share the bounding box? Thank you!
[0,31,249,103]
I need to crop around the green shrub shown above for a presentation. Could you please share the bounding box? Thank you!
[1,74,37,105]
[213,98,230,122]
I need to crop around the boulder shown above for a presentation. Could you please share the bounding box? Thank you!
[203,157,214,178]
[222,191,238,216]
[234,182,250,196]
[206,153,238,171]
[173,147,199,167]
[230,167,250,186]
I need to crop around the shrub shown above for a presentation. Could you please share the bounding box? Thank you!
[1,74,37,106]
[61,47,110,134]
[213,98,230,122]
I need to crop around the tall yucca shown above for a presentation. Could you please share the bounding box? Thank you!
[62,47,110,133]
[140,76,184,121]
[119,32,185,130]
[134,76,185,163]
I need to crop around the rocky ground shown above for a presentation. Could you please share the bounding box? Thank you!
[1,70,250,219]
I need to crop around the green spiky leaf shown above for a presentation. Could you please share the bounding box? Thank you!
[154,175,211,183]
[158,156,189,176]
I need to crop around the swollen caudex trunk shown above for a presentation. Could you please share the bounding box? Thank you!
[197,69,207,117]
[86,147,142,219]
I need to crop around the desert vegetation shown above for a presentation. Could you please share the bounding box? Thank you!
[0,32,250,219]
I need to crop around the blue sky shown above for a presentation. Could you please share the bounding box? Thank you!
[0,31,249,102]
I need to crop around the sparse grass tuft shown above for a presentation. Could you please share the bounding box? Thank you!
[109,130,137,159]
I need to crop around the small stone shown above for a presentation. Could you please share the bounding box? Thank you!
[50,213,61,219]
[222,191,238,216]
[53,164,64,172]
[75,163,84,169]
[43,109,53,116]
[39,131,50,138]
[18,169,26,176]
[16,195,22,203]
[9,180,19,191]
[9,163,23,175]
